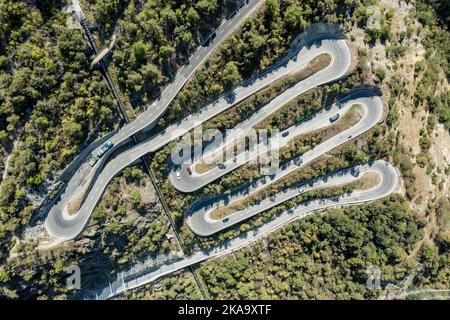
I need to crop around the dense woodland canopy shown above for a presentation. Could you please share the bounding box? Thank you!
[0,0,117,263]
[198,195,421,299]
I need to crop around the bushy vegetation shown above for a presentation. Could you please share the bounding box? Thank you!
[163,0,349,125]
[0,0,448,300]
[106,0,239,108]
[116,271,202,300]
[414,0,450,130]
[198,195,421,299]
[0,1,116,263]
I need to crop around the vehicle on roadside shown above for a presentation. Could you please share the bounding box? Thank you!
[96,140,114,158]
[222,217,229,223]
[187,167,193,175]
[219,164,226,169]
[282,131,289,137]
[88,154,99,167]
[176,172,181,180]
[329,113,340,123]
[299,188,305,193]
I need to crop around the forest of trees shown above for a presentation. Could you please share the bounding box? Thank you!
[107,0,240,108]
[0,164,177,299]
[0,0,449,300]
[0,1,119,264]
[161,0,348,126]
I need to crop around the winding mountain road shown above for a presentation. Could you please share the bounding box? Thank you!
[38,12,401,298]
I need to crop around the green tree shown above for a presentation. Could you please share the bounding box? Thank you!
[221,61,239,87]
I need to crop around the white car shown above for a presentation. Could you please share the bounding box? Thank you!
[176,172,181,180]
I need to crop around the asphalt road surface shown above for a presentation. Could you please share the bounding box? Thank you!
[170,89,380,193]
[44,0,264,240]
[45,30,352,240]
[183,90,386,235]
